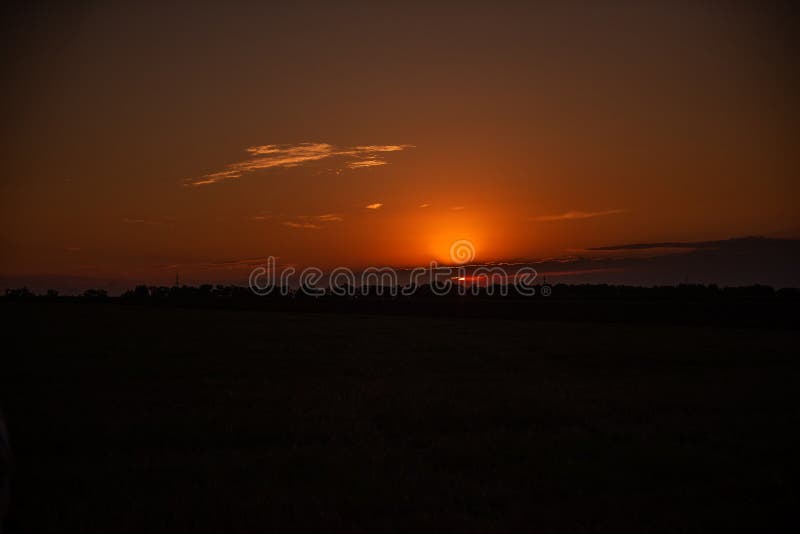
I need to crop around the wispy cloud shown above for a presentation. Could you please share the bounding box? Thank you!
[187,143,413,186]
[533,209,628,222]
[450,206,465,211]
[315,213,344,222]
[347,159,387,169]
[283,221,322,230]
[585,237,778,252]
[365,203,383,210]
[282,213,344,229]
[419,203,431,208]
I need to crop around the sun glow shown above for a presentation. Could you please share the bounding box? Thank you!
[425,221,489,265]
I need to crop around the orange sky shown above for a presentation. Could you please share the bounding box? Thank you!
[1,1,798,288]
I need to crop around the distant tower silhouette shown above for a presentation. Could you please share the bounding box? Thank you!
[175,272,180,287]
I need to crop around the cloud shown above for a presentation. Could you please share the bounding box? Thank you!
[365,203,383,210]
[450,206,465,211]
[586,236,769,251]
[347,159,387,169]
[419,203,431,208]
[282,213,344,229]
[283,222,322,230]
[353,145,408,152]
[187,143,413,186]
[315,214,344,222]
[533,209,628,222]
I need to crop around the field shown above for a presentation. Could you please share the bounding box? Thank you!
[2,300,799,532]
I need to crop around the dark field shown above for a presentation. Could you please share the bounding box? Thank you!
[2,301,799,532]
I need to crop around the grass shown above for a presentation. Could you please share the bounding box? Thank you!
[2,300,799,532]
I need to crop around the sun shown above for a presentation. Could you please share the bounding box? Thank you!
[427,232,484,264]
[418,211,494,265]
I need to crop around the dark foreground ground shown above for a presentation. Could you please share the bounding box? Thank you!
[1,300,799,532]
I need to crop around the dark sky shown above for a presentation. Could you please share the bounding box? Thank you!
[2,1,798,288]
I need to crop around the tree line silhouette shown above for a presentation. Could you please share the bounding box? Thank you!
[4,283,799,302]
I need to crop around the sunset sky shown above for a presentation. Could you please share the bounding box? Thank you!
[2,1,798,290]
